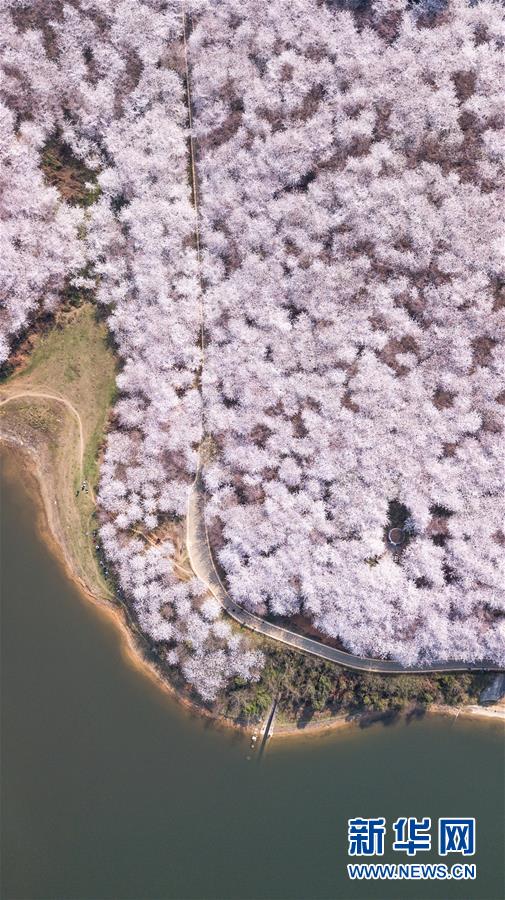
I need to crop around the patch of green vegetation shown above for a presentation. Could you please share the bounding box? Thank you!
[215,641,492,725]
[60,265,98,310]
[42,138,100,207]
[387,499,411,530]
[365,554,381,566]
[64,360,80,382]
[14,403,60,434]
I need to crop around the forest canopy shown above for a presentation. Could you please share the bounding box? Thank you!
[1,0,503,699]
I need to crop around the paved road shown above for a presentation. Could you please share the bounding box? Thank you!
[187,468,503,674]
[180,23,501,677]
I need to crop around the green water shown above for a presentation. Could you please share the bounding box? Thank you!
[1,447,504,900]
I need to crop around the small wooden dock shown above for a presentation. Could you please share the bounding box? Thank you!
[257,697,279,759]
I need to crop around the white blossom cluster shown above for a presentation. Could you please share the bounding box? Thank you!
[189,0,505,664]
[2,0,503,686]
[0,11,85,363]
[1,0,263,700]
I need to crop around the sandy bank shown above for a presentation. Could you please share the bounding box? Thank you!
[273,701,505,740]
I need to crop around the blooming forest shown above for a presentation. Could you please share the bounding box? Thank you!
[1,0,504,700]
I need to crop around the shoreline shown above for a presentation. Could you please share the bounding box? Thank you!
[1,439,503,741]
[273,701,505,741]
[0,440,243,737]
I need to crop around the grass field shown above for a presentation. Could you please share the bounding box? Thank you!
[0,303,117,599]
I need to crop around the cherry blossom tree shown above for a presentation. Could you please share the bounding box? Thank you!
[2,0,503,688]
[189,0,505,666]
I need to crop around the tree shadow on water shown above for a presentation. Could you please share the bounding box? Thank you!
[405,705,428,725]
[358,708,403,730]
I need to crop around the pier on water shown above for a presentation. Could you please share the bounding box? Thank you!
[256,697,279,759]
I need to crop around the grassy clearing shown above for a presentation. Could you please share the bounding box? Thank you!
[9,304,116,487]
[13,402,61,436]
[0,302,117,599]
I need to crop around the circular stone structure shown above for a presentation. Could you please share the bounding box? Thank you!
[388,527,404,546]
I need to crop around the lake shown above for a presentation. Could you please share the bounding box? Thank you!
[1,446,504,900]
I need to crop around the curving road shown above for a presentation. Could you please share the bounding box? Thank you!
[187,467,503,674]
[180,11,502,677]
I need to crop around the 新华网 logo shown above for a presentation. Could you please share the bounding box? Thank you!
[348,817,475,857]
